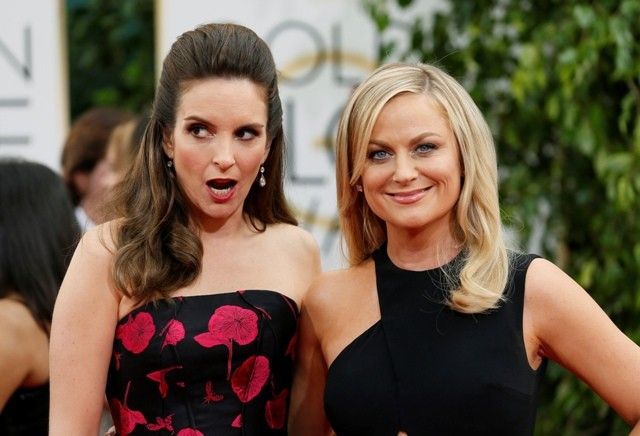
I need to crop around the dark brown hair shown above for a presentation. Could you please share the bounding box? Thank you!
[61,107,132,205]
[112,23,296,302]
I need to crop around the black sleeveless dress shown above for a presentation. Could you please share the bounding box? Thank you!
[0,384,49,435]
[324,248,546,435]
[106,290,298,435]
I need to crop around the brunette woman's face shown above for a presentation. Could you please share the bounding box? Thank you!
[164,77,269,228]
[361,92,462,237]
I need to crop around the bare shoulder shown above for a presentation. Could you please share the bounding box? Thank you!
[57,220,122,305]
[78,219,120,256]
[523,257,582,309]
[266,223,320,268]
[0,300,33,348]
[304,261,373,323]
[267,223,319,253]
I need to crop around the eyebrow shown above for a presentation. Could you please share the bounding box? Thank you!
[369,131,441,147]
[182,115,265,129]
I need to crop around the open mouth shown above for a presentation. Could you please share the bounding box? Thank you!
[206,179,237,196]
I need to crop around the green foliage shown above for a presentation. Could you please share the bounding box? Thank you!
[66,0,154,118]
[366,0,640,434]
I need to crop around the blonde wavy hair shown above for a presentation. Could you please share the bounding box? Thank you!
[336,62,509,313]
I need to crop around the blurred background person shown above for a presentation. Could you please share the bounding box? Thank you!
[105,114,147,185]
[0,159,81,435]
[102,114,148,223]
[61,106,133,230]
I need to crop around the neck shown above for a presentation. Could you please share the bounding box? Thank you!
[195,210,257,241]
[385,223,461,271]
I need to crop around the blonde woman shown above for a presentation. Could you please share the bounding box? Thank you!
[289,62,640,435]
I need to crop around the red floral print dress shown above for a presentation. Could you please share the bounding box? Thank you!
[106,290,298,435]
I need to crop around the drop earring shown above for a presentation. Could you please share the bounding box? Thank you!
[259,165,266,187]
[167,159,173,168]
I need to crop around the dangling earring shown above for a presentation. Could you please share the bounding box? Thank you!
[167,159,173,168]
[258,165,266,187]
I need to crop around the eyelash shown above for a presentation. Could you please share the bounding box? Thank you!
[188,123,209,138]
[186,124,260,140]
[236,127,259,140]
[367,143,437,161]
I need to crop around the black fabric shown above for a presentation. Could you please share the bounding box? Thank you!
[106,290,298,435]
[0,383,49,435]
[324,247,545,436]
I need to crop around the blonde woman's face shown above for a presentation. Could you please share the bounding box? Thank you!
[164,77,269,229]
[361,92,462,237]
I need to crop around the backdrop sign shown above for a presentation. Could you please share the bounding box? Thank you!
[0,0,68,171]
[157,0,443,268]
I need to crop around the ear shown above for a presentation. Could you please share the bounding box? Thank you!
[162,132,174,160]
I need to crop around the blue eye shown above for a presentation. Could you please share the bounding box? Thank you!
[415,143,436,154]
[368,149,391,161]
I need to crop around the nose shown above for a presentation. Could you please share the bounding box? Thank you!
[392,152,418,184]
[212,138,236,171]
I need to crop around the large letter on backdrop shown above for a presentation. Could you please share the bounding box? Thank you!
[0,0,68,171]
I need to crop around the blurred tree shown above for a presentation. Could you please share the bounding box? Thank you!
[365,0,640,434]
[67,0,154,118]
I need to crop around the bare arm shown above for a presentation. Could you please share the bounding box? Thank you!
[289,284,333,436]
[526,259,640,430]
[49,225,121,435]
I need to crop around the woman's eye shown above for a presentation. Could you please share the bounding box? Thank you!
[368,149,391,161]
[189,124,209,138]
[236,128,259,140]
[415,143,436,154]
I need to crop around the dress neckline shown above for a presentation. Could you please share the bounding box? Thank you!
[116,289,298,324]
[375,244,464,275]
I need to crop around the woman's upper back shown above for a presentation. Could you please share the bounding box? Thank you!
[0,298,50,435]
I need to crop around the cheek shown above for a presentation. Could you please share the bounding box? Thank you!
[89,161,113,190]
[361,165,388,191]
[239,146,268,171]
[175,147,208,172]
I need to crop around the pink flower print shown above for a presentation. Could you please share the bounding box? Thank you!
[116,312,156,354]
[160,319,185,350]
[176,429,204,436]
[146,365,182,398]
[146,414,174,432]
[231,355,270,403]
[265,389,289,429]
[110,381,146,435]
[194,305,258,378]
[203,381,224,404]
[231,414,242,428]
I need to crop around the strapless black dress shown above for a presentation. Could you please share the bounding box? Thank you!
[0,383,49,435]
[106,290,298,435]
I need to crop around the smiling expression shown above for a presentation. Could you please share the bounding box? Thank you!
[164,77,270,228]
[362,92,462,238]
